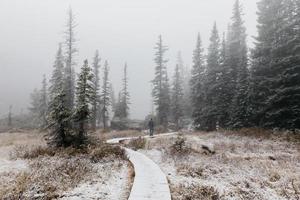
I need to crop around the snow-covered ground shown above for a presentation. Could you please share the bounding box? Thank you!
[60,160,131,200]
[139,131,300,200]
[0,131,132,199]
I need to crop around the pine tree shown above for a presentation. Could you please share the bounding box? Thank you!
[171,64,184,130]
[190,33,206,130]
[47,84,72,147]
[49,43,64,100]
[120,63,130,119]
[101,61,110,130]
[29,88,41,124]
[110,83,116,114]
[203,22,221,131]
[114,92,122,119]
[90,50,101,131]
[177,52,192,119]
[226,0,249,128]
[250,0,300,129]
[152,35,170,128]
[73,60,94,146]
[64,7,77,111]
[8,105,12,127]
[29,76,48,129]
[40,74,48,129]
[249,0,285,127]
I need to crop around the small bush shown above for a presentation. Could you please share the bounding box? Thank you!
[127,137,146,150]
[11,145,56,159]
[172,183,219,200]
[170,135,191,155]
[90,144,127,162]
[177,165,204,178]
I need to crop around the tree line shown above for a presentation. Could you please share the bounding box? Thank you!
[29,8,130,147]
[152,0,300,131]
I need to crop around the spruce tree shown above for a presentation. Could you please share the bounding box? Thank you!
[49,43,64,100]
[110,83,116,115]
[190,33,206,130]
[29,88,41,124]
[250,0,300,129]
[73,60,94,146]
[40,74,48,129]
[8,105,12,127]
[249,0,285,127]
[64,7,77,111]
[203,22,221,131]
[90,50,101,131]
[120,63,130,119]
[152,35,170,128]
[216,33,231,128]
[177,52,192,119]
[101,61,110,130]
[47,84,72,147]
[226,0,249,128]
[171,64,184,130]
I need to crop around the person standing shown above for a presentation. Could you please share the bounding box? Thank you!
[148,118,154,136]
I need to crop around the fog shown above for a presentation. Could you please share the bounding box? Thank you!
[0,0,258,119]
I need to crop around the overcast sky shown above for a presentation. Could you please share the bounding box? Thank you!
[0,0,259,119]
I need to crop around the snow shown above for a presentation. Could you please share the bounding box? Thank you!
[140,132,300,199]
[126,148,171,200]
[60,161,130,200]
[0,146,28,173]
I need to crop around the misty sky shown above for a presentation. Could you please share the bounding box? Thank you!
[0,0,259,119]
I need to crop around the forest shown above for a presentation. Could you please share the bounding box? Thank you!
[0,0,300,199]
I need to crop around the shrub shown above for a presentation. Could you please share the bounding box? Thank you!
[172,183,219,200]
[90,144,127,162]
[170,135,191,155]
[127,137,146,150]
[11,145,56,159]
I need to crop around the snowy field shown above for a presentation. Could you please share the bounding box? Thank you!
[0,131,132,199]
[139,130,300,200]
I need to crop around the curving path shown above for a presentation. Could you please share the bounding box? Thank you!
[107,133,176,200]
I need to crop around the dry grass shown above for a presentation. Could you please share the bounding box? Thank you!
[171,183,219,200]
[97,130,143,141]
[142,129,300,200]
[0,131,131,199]
[0,131,45,148]
[126,137,146,150]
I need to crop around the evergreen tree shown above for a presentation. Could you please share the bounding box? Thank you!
[203,22,221,131]
[8,105,12,127]
[90,50,101,131]
[217,33,232,127]
[120,63,130,119]
[73,60,94,146]
[29,88,41,124]
[110,83,116,114]
[250,0,285,127]
[171,64,184,130]
[64,7,77,111]
[152,35,170,128]
[101,61,110,130]
[49,43,64,100]
[250,0,300,129]
[114,92,122,119]
[29,75,48,129]
[226,0,249,128]
[40,74,48,129]
[177,52,192,119]
[190,33,206,130]
[47,84,72,147]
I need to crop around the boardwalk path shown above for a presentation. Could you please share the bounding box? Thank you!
[107,133,176,200]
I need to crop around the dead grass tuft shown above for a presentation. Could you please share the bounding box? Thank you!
[171,183,219,200]
[126,137,146,150]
